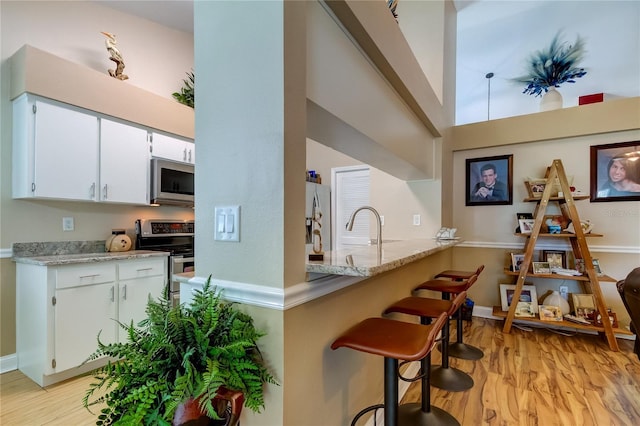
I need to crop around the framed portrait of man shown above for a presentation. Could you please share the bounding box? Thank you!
[465,154,513,206]
[590,141,640,202]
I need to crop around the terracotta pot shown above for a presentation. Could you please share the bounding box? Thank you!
[173,387,244,426]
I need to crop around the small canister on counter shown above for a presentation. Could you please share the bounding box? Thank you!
[106,229,132,252]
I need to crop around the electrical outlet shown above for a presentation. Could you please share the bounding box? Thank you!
[380,215,385,226]
[62,217,74,231]
[559,285,569,299]
[413,214,421,226]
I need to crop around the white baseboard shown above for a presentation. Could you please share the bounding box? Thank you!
[0,353,18,374]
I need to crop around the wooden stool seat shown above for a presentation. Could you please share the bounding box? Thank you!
[331,317,443,361]
[414,279,469,295]
[332,314,447,426]
[435,265,485,281]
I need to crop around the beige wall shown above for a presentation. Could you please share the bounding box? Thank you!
[0,1,196,358]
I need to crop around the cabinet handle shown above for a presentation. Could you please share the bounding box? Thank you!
[103,184,108,199]
[80,274,100,279]
[137,267,153,272]
[188,149,192,163]
[110,286,115,302]
[183,147,187,162]
[90,182,96,199]
[121,284,127,300]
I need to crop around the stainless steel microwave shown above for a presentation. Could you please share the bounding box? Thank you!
[150,158,194,207]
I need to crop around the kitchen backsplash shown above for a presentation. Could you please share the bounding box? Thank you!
[12,241,106,257]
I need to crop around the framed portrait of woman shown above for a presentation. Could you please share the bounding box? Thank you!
[590,141,640,202]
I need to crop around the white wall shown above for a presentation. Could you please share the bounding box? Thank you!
[456,1,640,124]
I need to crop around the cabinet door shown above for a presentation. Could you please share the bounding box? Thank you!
[100,118,150,204]
[151,132,195,164]
[34,99,99,200]
[118,276,165,335]
[54,282,117,372]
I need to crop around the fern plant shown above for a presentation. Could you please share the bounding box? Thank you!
[172,71,194,108]
[83,277,277,425]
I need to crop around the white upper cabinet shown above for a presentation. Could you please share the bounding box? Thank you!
[151,132,195,164]
[13,94,99,201]
[100,118,150,204]
[12,94,158,205]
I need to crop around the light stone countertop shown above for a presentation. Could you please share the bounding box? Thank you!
[13,250,169,266]
[305,238,461,277]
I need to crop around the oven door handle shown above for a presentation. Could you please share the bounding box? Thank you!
[173,257,195,264]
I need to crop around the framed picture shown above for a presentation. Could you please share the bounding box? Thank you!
[590,141,640,202]
[572,293,595,318]
[525,179,547,198]
[592,258,604,276]
[511,253,526,271]
[543,250,566,269]
[539,305,563,321]
[532,261,551,274]
[466,154,513,206]
[500,284,538,312]
[518,219,535,234]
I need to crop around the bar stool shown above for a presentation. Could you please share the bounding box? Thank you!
[331,313,448,426]
[385,291,472,394]
[434,264,485,281]
[414,274,483,361]
[383,293,468,425]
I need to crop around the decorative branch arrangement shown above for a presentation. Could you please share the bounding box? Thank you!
[513,32,587,97]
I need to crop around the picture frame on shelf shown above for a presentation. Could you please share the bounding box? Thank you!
[543,250,566,269]
[539,305,563,321]
[542,215,568,234]
[575,258,585,273]
[511,253,525,272]
[500,284,538,312]
[572,293,595,319]
[592,258,604,276]
[465,154,513,206]
[590,141,640,202]
[525,179,547,198]
[518,219,535,234]
[532,261,551,274]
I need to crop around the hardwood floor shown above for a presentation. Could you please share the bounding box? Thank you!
[1,318,638,425]
[402,318,640,426]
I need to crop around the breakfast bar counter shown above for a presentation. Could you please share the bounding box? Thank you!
[305,238,460,277]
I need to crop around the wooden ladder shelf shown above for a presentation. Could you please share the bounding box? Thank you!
[502,159,620,351]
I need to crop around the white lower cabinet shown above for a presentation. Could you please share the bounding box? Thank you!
[16,257,167,387]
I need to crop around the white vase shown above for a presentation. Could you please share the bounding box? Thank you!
[542,290,570,315]
[540,87,563,111]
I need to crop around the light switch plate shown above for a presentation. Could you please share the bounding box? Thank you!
[214,206,240,242]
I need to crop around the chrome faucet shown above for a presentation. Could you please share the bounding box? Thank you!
[346,206,382,252]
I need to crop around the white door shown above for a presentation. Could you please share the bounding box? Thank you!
[54,283,117,372]
[100,118,150,204]
[34,100,98,200]
[332,166,370,247]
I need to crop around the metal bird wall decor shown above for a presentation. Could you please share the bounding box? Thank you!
[101,31,128,80]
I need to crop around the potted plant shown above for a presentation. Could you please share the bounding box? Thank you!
[172,70,194,108]
[82,277,277,425]
[513,32,587,109]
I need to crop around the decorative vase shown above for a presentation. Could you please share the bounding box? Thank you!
[542,290,570,315]
[540,87,563,111]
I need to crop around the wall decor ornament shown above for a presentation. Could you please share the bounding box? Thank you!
[101,31,128,81]
[512,31,587,109]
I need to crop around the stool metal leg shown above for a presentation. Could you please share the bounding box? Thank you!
[398,351,460,426]
[385,357,398,426]
[447,309,484,360]
[430,312,474,392]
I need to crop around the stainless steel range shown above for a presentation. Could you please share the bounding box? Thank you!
[135,219,194,306]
